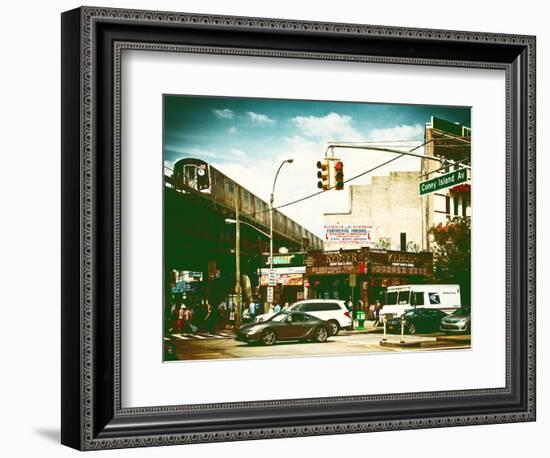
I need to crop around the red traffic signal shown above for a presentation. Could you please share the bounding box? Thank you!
[334,160,344,190]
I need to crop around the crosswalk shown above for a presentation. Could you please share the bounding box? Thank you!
[166,331,234,341]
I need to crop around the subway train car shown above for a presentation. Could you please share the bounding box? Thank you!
[171,158,322,250]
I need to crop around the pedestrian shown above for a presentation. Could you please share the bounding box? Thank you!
[242,306,251,324]
[273,303,281,313]
[256,299,264,316]
[374,300,382,326]
[268,303,275,314]
[196,303,207,332]
[177,304,187,334]
[228,307,236,327]
[249,300,257,320]
[369,302,375,321]
[169,302,179,333]
[282,302,290,311]
[205,303,217,334]
[218,300,227,328]
[344,297,352,311]
[185,306,197,334]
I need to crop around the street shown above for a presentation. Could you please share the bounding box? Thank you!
[165,329,471,361]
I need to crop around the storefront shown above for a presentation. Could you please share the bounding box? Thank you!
[257,253,306,305]
[305,248,433,312]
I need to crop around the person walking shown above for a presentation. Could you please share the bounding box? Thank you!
[273,303,281,313]
[249,300,257,321]
[205,303,216,334]
[242,306,251,324]
[177,304,187,334]
[256,299,264,316]
[374,300,382,326]
[169,302,179,334]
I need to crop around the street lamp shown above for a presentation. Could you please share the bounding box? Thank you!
[225,218,270,238]
[269,158,294,307]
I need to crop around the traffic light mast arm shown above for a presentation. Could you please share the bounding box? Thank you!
[325,142,471,170]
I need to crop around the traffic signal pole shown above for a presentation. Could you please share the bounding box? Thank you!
[325,142,471,169]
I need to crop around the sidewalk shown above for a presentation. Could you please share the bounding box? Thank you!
[340,320,383,335]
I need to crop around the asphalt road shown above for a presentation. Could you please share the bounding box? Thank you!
[165,331,471,361]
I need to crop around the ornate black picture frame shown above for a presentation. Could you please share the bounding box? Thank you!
[61,6,536,450]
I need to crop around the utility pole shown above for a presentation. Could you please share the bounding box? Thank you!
[234,192,242,328]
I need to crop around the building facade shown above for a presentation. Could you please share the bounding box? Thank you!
[304,247,433,309]
[423,116,472,249]
[323,171,424,252]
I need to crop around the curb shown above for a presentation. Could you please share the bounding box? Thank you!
[379,339,423,348]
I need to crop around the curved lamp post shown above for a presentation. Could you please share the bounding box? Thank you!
[269,159,294,306]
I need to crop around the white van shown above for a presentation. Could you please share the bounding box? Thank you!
[379,284,461,320]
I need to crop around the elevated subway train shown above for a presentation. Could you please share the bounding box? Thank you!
[170,158,323,251]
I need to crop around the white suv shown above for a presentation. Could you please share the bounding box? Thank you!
[256,300,352,335]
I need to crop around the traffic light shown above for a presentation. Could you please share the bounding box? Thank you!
[317,159,330,190]
[334,160,344,190]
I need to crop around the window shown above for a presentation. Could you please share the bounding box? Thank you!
[327,303,342,311]
[289,313,306,323]
[412,292,424,306]
[183,165,197,188]
[301,303,339,312]
[428,293,441,305]
[445,195,451,215]
[270,313,287,322]
[386,292,397,305]
[397,291,410,305]
[453,196,459,216]
[462,195,467,217]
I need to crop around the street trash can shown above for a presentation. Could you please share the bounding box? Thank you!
[356,311,366,330]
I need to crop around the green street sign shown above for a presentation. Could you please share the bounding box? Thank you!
[419,168,468,195]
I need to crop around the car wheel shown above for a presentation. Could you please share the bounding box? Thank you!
[314,326,328,343]
[328,320,340,336]
[407,323,416,335]
[261,329,276,346]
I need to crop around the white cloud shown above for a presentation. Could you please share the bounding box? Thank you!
[246,111,276,124]
[228,126,237,134]
[231,149,247,159]
[292,112,363,141]
[367,124,424,141]
[213,108,234,119]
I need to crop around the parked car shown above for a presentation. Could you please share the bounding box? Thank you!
[440,307,471,334]
[386,308,447,335]
[236,310,329,346]
[254,300,351,335]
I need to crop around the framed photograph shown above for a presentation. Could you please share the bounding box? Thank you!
[61,6,536,450]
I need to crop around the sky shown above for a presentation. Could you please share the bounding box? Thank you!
[164,95,470,237]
